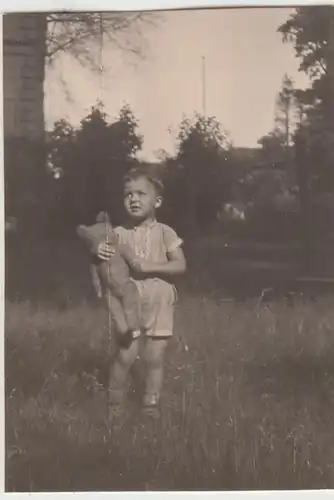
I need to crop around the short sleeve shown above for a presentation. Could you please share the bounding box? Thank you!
[161,224,183,253]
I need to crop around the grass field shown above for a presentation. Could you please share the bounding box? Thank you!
[5,236,334,491]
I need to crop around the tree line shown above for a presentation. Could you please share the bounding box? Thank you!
[4,7,334,251]
[257,6,334,256]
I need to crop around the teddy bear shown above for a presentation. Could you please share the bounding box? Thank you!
[77,212,141,346]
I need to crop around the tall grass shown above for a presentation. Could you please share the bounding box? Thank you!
[6,295,334,491]
[5,237,334,491]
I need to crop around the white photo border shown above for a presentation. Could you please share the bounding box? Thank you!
[1,1,333,498]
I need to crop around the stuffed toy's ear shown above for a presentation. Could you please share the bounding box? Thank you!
[77,222,116,254]
[96,211,110,224]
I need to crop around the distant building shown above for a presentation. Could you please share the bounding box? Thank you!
[3,13,46,139]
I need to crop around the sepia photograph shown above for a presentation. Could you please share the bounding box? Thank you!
[3,4,334,492]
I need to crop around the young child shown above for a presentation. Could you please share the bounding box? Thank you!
[77,211,142,347]
[96,166,186,417]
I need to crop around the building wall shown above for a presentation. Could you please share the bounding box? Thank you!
[3,13,46,139]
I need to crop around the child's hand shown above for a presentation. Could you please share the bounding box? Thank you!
[130,258,144,273]
[131,259,153,274]
[97,242,116,261]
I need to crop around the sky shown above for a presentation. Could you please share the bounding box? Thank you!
[44,7,309,161]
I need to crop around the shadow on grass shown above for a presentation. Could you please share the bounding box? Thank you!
[6,427,149,492]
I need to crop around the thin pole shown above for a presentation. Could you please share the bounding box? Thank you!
[201,55,207,116]
[99,13,105,107]
[99,13,113,366]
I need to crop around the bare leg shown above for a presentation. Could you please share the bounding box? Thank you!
[108,337,140,407]
[142,337,169,412]
[120,280,141,333]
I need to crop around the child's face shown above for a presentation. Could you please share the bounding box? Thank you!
[124,176,162,222]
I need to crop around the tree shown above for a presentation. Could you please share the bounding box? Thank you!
[46,12,158,70]
[258,74,297,163]
[279,6,334,140]
[280,7,334,183]
[241,167,297,213]
[279,6,334,186]
[107,104,143,160]
[174,113,232,235]
[47,119,75,178]
[278,7,333,78]
[275,74,297,149]
[46,103,143,231]
[5,12,155,234]
[279,6,334,259]
[257,129,286,163]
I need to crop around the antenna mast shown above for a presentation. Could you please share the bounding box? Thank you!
[201,55,207,116]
